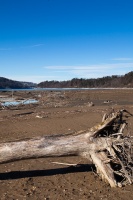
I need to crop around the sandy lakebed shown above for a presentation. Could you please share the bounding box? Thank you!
[0,89,133,200]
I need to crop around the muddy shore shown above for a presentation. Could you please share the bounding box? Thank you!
[0,89,133,200]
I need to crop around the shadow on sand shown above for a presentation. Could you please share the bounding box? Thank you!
[0,164,95,180]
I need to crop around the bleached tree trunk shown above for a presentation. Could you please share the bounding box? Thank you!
[0,110,132,187]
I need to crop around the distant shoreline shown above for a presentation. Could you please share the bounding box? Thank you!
[0,87,133,92]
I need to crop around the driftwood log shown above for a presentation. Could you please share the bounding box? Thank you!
[0,109,133,187]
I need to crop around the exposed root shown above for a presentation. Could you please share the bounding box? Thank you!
[92,109,133,186]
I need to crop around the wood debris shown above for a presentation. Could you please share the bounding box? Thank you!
[0,109,132,187]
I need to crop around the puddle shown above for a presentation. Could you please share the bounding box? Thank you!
[1,99,38,106]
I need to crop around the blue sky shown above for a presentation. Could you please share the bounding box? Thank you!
[0,0,133,83]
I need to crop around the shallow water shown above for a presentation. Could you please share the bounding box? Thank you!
[1,99,38,106]
[0,87,133,92]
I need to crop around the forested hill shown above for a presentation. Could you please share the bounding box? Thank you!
[0,77,36,89]
[0,71,133,89]
[38,71,133,88]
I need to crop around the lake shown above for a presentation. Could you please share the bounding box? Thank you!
[0,87,133,92]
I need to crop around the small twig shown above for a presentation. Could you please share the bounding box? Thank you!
[51,162,78,166]
[117,155,132,184]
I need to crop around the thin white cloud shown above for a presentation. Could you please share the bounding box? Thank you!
[44,62,133,71]
[21,43,44,48]
[0,43,44,51]
[43,62,133,79]
[0,48,12,51]
[29,43,44,47]
[4,62,133,83]
[112,58,132,61]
